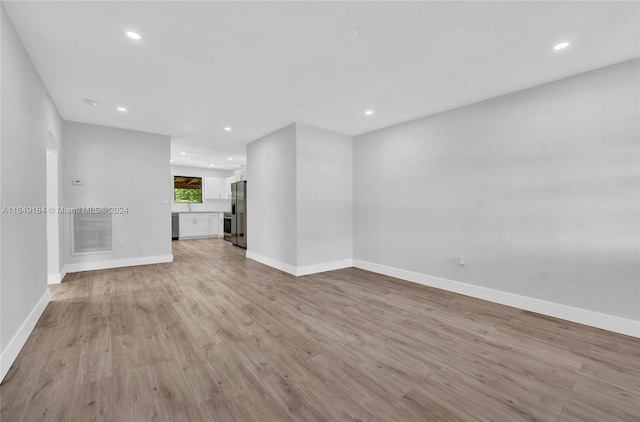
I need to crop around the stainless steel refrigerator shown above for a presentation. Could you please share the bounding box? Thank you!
[230,181,247,248]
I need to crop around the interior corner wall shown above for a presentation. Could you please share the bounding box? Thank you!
[1,4,62,380]
[296,123,353,272]
[353,59,640,334]
[60,121,172,272]
[246,124,298,272]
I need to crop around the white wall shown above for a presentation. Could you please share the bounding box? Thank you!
[247,123,354,275]
[354,59,639,334]
[170,165,234,213]
[1,5,63,380]
[296,124,353,271]
[45,132,61,283]
[246,124,298,270]
[61,121,172,272]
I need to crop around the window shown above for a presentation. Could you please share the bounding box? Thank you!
[174,176,202,203]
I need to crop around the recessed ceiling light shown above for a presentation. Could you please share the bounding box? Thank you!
[340,27,359,40]
[365,110,374,116]
[126,31,141,40]
[180,152,186,155]
[210,164,215,167]
[83,99,98,107]
[117,107,127,112]
[228,157,232,161]
[224,127,231,132]
[169,160,173,163]
[553,41,570,50]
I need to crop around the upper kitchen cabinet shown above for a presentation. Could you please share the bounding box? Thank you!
[204,176,236,200]
[204,177,224,199]
[224,176,235,199]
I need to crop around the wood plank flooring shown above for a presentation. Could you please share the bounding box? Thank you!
[1,238,638,421]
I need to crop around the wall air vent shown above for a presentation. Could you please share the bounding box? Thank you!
[72,213,113,255]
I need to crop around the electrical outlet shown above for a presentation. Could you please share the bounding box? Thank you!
[458,257,466,266]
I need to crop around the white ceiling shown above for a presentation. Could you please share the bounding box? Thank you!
[4,1,639,169]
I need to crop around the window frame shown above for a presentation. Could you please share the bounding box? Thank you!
[173,175,203,203]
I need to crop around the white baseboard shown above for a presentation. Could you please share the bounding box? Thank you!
[47,273,60,284]
[66,255,173,273]
[47,264,67,285]
[1,289,50,382]
[246,251,298,276]
[353,259,640,338]
[297,259,353,276]
[246,251,352,277]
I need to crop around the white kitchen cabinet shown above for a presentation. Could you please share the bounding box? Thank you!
[204,177,224,199]
[223,176,235,199]
[179,214,196,238]
[209,213,220,236]
[211,214,220,236]
[193,215,211,237]
[179,213,219,239]
[204,177,235,200]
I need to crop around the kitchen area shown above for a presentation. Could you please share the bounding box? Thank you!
[171,165,246,248]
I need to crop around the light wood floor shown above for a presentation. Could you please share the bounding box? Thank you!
[1,239,638,421]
